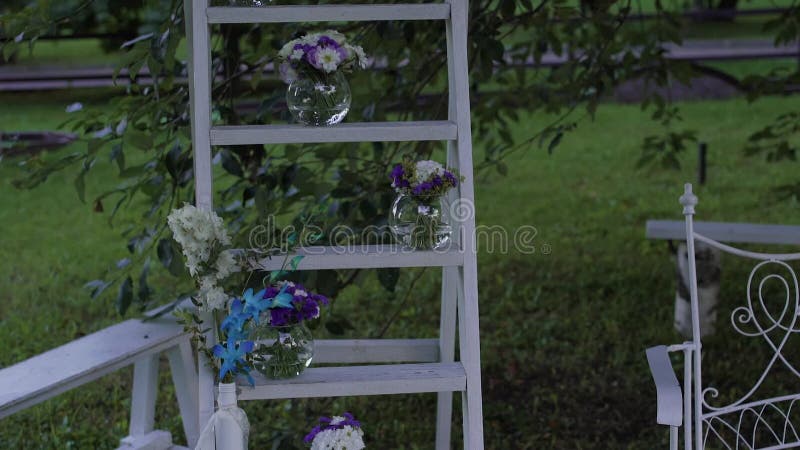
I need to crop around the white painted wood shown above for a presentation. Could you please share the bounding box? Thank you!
[0,315,187,419]
[210,121,457,146]
[311,339,439,364]
[447,0,485,447]
[166,340,200,447]
[206,4,451,24]
[118,430,174,450]
[645,346,683,426]
[238,362,466,400]
[130,354,160,437]
[185,0,217,432]
[434,25,464,450]
[436,266,458,450]
[646,220,800,245]
[249,245,463,271]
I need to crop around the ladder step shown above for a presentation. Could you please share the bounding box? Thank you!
[294,339,440,364]
[238,362,466,400]
[206,4,451,24]
[210,121,457,146]
[247,245,463,271]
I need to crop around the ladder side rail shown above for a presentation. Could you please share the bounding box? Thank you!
[436,265,459,449]
[446,0,485,448]
[186,0,217,432]
[435,117,463,448]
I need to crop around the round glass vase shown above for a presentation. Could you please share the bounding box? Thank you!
[389,194,452,251]
[250,322,314,379]
[286,71,351,126]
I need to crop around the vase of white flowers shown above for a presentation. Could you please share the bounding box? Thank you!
[304,413,365,450]
[389,158,462,251]
[278,30,367,126]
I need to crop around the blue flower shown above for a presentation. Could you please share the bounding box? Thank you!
[212,336,255,384]
[242,287,270,324]
[266,283,294,309]
[220,299,250,341]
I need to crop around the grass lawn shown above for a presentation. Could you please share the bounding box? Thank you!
[1,88,799,449]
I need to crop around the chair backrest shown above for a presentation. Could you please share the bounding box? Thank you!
[681,183,800,450]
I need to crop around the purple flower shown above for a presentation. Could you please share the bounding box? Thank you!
[317,36,340,48]
[444,170,459,187]
[412,181,435,195]
[390,164,404,184]
[263,286,280,299]
[300,299,320,321]
[306,46,322,69]
[270,307,295,326]
[304,412,362,443]
[311,293,329,306]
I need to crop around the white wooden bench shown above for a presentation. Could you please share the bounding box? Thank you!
[0,312,199,449]
[646,220,800,246]
[646,220,800,337]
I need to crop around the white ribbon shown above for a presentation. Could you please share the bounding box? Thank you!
[195,383,250,450]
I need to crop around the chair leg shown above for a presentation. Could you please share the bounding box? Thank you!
[167,339,200,447]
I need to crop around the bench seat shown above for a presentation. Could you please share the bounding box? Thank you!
[646,220,800,245]
[0,314,188,419]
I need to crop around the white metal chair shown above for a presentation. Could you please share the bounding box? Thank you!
[647,183,800,450]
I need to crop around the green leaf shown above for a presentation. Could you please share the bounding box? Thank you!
[110,143,125,172]
[377,267,400,293]
[125,129,153,151]
[547,132,563,154]
[116,276,134,315]
[74,171,86,203]
[158,238,185,276]
[220,150,244,177]
[289,255,304,271]
[138,258,152,304]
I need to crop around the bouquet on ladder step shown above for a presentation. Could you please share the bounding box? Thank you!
[277,30,368,126]
[389,157,463,251]
[304,413,365,450]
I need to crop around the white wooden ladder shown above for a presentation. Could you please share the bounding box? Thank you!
[184,2,484,448]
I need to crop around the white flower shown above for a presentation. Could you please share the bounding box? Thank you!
[290,48,304,61]
[323,29,346,44]
[214,249,240,280]
[310,425,365,450]
[315,47,342,73]
[197,276,230,311]
[294,289,307,297]
[278,39,298,58]
[203,286,230,310]
[301,33,320,45]
[347,44,368,69]
[415,160,444,183]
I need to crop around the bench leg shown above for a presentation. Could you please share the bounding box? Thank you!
[130,354,159,437]
[167,340,200,447]
[119,354,177,450]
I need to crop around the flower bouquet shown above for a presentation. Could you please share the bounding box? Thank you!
[389,157,462,250]
[304,413,365,450]
[244,281,329,379]
[277,30,368,126]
